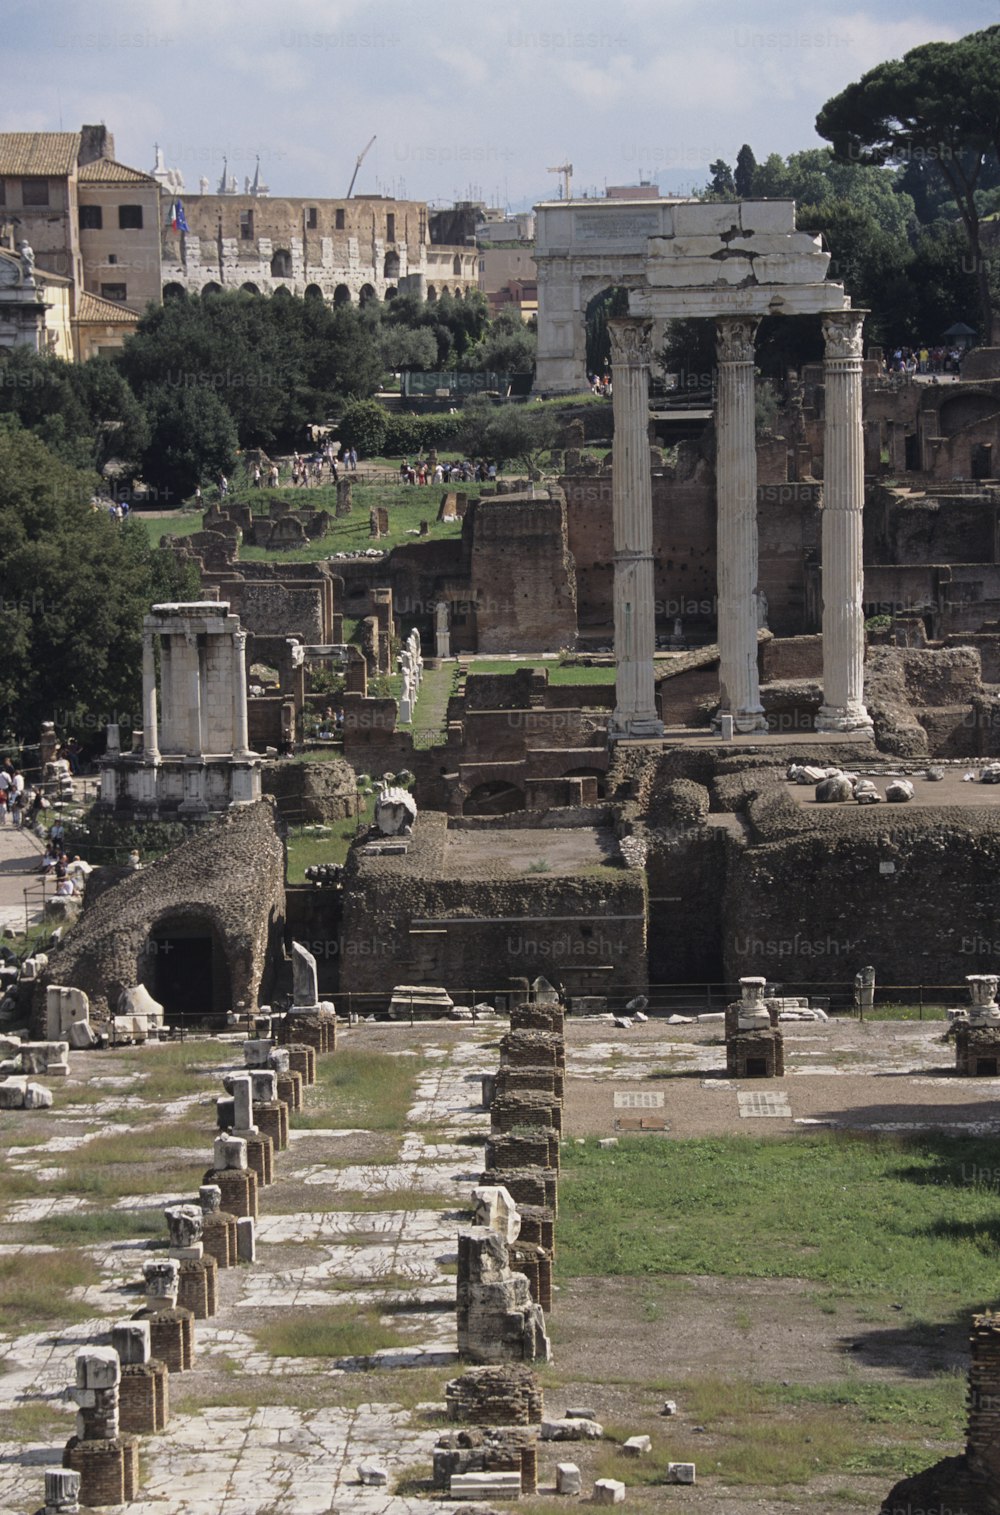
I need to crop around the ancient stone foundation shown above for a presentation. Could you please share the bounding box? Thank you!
[956,1024,1000,1078]
[726,1028,785,1079]
[446,1366,544,1426]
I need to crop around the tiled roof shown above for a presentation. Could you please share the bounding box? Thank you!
[77,157,156,185]
[74,291,140,325]
[0,132,81,176]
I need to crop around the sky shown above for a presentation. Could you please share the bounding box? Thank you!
[3,0,999,211]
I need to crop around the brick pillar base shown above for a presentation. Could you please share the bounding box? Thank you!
[283,1043,316,1084]
[202,1211,238,1268]
[132,1306,194,1372]
[256,1101,287,1151]
[203,1166,258,1220]
[119,1360,169,1434]
[64,1435,139,1505]
[244,1132,274,1186]
[177,1255,218,1319]
[276,1070,302,1111]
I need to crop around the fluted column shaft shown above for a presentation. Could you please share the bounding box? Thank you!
[232,629,251,757]
[715,317,767,731]
[141,630,160,762]
[609,317,663,739]
[817,310,873,733]
[186,631,203,757]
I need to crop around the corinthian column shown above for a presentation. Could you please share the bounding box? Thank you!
[141,628,160,762]
[715,316,767,732]
[609,316,663,739]
[816,310,874,733]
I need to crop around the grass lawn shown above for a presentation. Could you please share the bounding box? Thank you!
[402,662,459,749]
[292,1046,426,1132]
[284,794,375,882]
[461,658,616,687]
[558,1132,1000,1317]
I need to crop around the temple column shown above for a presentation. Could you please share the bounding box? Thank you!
[186,631,203,757]
[609,316,663,739]
[231,629,252,758]
[816,310,874,733]
[715,316,767,732]
[141,629,160,762]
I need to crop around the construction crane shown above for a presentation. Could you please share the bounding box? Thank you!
[346,136,376,199]
[547,162,573,200]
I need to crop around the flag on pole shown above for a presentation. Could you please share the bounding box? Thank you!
[171,199,189,233]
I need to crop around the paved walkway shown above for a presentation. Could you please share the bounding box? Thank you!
[0,822,46,934]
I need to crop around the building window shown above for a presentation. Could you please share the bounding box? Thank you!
[240,209,254,240]
[270,249,292,278]
[100,283,127,302]
[0,181,6,207]
[107,253,118,265]
[307,206,318,229]
[118,205,143,230]
[79,204,102,230]
[335,208,345,231]
[386,213,395,242]
[21,178,50,207]
[419,211,427,243]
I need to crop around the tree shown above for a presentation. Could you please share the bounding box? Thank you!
[139,382,239,501]
[707,159,735,198]
[378,325,438,372]
[816,26,1000,341]
[338,398,388,458]
[459,311,537,374]
[0,426,198,745]
[460,398,557,474]
[734,144,757,198]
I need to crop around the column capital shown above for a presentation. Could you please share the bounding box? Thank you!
[715,315,760,364]
[822,309,865,360]
[608,316,653,367]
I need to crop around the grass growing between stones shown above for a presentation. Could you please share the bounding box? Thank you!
[0,1247,100,1330]
[253,1303,408,1359]
[18,1209,166,1247]
[557,1132,1000,1316]
[294,1047,427,1132]
[0,1397,72,1442]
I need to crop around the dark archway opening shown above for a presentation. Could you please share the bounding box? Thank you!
[145,921,231,1026]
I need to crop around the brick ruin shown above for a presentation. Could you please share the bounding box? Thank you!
[881,1311,1000,1515]
[32,801,285,1028]
[725,977,785,1078]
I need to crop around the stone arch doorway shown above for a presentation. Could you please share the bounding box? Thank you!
[270,249,293,278]
[304,283,324,300]
[359,283,376,305]
[333,284,351,305]
[201,281,222,296]
[241,282,260,294]
[143,914,232,1027]
[562,765,607,800]
[162,282,186,300]
[426,284,438,303]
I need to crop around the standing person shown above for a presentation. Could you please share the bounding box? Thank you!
[349,447,357,473]
[218,473,229,500]
[10,768,24,828]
